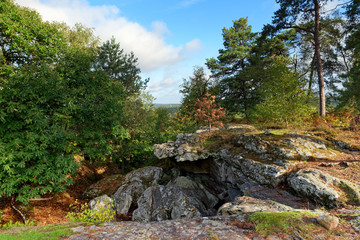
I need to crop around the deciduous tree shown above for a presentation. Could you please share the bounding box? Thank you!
[195,93,225,130]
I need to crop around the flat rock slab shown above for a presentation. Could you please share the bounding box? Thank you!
[68,216,251,240]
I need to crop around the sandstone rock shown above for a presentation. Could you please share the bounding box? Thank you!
[195,126,222,134]
[317,214,339,230]
[132,176,221,222]
[335,179,360,205]
[213,149,288,188]
[132,185,202,222]
[277,135,335,159]
[82,174,124,199]
[239,158,287,187]
[88,195,116,220]
[217,196,296,216]
[153,142,178,159]
[172,176,219,212]
[124,166,163,184]
[287,169,341,208]
[236,134,269,154]
[212,149,250,190]
[112,167,163,215]
[71,226,85,233]
[225,124,257,133]
[154,133,215,162]
[112,181,143,215]
[288,168,360,208]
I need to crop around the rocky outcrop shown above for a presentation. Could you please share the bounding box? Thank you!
[86,125,360,225]
[288,168,360,208]
[288,168,341,208]
[171,176,219,213]
[277,135,335,159]
[112,167,163,215]
[239,158,288,187]
[132,176,220,222]
[154,133,215,162]
[211,149,290,188]
[132,185,202,222]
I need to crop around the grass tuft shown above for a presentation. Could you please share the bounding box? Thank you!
[249,211,320,237]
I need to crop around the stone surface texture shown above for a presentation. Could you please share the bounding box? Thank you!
[112,167,163,215]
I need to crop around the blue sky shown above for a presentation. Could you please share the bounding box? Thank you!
[16,0,279,104]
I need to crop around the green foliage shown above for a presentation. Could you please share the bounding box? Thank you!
[67,201,115,223]
[180,66,213,115]
[0,62,79,204]
[250,211,319,237]
[57,45,126,162]
[0,1,128,204]
[0,0,65,67]
[53,22,100,49]
[1,220,36,230]
[163,112,199,141]
[252,57,312,126]
[339,1,360,111]
[206,17,259,115]
[97,37,148,95]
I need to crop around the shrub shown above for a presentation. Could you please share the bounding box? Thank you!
[66,200,115,223]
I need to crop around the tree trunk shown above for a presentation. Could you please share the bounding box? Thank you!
[313,0,326,117]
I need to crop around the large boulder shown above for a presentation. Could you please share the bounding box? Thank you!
[288,169,340,208]
[132,185,202,222]
[82,174,124,199]
[239,158,288,187]
[213,149,288,188]
[88,195,116,221]
[171,176,219,214]
[288,168,360,208]
[112,167,163,215]
[132,176,220,222]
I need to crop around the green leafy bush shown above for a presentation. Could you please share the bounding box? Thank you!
[252,57,312,127]
[67,200,115,223]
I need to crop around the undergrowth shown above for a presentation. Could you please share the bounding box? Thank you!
[66,199,116,223]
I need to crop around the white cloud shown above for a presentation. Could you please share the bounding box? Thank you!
[148,77,176,92]
[322,0,344,13]
[15,0,202,72]
[185,39,203,52]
